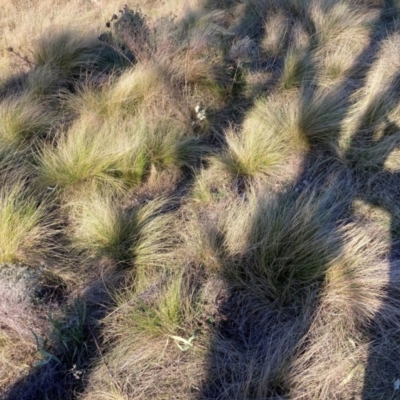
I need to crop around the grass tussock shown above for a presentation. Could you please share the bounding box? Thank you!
[261,11,291,58]
[213,85,347,182]
[287,226,392,399]
[33,30,115,76]
[222,184,346,304]
[210,96,296,180]
[70,63,168,120]
[0,183,57,264]
[67,190,175,269]
[0,94,56,145]
[309,0,373,47]
[341,32,400,171]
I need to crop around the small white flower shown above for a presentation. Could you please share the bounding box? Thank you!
[195,104,207,121]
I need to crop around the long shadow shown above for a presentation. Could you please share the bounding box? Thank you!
[200,1,400,398]
[348,86,400,398]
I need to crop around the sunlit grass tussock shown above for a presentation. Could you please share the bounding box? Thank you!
[67,189,176,269]
[0,182,57,264]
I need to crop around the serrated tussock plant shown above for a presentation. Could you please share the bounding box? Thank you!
[35,117,129,194]
[33,29,128,79]
[0,93,56,145]
[0,182,57,264]
[221,184,348,304]
[67,189,175,268]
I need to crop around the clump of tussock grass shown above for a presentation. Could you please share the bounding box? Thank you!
[209,97,296,181]
[173,9,230,48]
[213,85,347,178]
[352,32,400,122]
[347,126,400,174]
[221,183,347,304]
[141,115,209,170]
[180,207,225,274]
[66,190,138,264]
[0,182,57,265]
[32,29,127,80]
[202,295,317,399]
[230,0,271,39]
[153,9,234,105]
[68,62,177,123]
[261,11,291,58]
[200,189,397,399]
[190,166,234,205]
[309,0,373,47]
[102,63,168,118]
[0,0,124,76]
[279,21,312,90]
[289,85,348,149]
[67,189,175,269]
[313,3,373,85]
[35,117,130,194]
[119,272,195,337]
[0,93,56,146]
[280,45,311,90]
[24,64,69,102]
[316,37,367,84]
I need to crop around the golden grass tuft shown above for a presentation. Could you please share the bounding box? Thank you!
[261,11,291,58]
[309,0,373,47]
[210,95,296,180]
[0,182,57,264]
[66,189,175,269]
[0,93,56,145]
[341,32,400,170]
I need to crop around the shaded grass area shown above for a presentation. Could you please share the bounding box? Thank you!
[2,1,400,400]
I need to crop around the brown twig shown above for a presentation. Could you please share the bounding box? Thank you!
[6,47,36,68]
